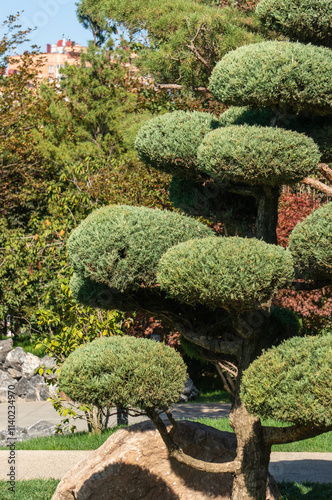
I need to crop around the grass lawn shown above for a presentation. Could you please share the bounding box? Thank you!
[0,480,331,500]
[14,417,332,453]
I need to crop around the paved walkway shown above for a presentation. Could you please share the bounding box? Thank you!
[0,401,331,484]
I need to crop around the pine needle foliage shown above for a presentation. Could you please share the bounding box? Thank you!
[157,236,294,311]
[135,111,220,178]
[197,125,320,186]
[256,0,332,48]
[58,336,187,411]
[241,333,332,426]
[219,107,332,163]
[68,204,214,294]
[288,203,332,282]
[209,41,332,115]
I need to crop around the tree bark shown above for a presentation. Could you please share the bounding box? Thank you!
[229,334,280,500]
[255,187,280,244]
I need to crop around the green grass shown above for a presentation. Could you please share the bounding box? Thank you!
[15,426,125,450]
[195,418,332,453]
[0,479,59,500]
[191,389,233,404]
[0,335,47,357]
[13,418,332,453]
[0,480,330,500]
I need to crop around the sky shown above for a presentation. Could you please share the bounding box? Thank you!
[0,0,93,53]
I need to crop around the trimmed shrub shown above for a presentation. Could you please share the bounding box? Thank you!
[209,42,332,115]
[256,0,332,48]
[67,205,214,294]
[58,336,187,411]
[241,334,332,426]
[288,202,332,281]
[134,111,220,178]
[219,107,332,163]
[157,236,294,311]
[197,125,320,186]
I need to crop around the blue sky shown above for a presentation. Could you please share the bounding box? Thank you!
[0,1,92,53]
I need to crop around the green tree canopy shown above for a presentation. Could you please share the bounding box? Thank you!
[157,236,294,311]
[256,0,332,48]
[58,336,187,411]
[241,333,332,426]
[289,202,332,282]
[209,41,332,115]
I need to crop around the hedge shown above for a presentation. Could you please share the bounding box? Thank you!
[157,236,294,311]
[241,333,332,426]
[209,42,332,115]
[67,205,214,294]
[197,125,320,186]
[256,0,332,48]
[58,336,187,411]
[288,202,332,282]
[134,111,220,178]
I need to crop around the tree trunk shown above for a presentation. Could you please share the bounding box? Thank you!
[230,402,273,500]
[255,187,280,244]
[229,333,280,500]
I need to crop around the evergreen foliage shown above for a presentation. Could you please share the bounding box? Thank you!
[288,203,332,282]
[58,336,187,410]
[197,125,320,186]
[157,237,294,311]
[256,0,332,48]
[241,334,332,426]
[68,205,214,294]
[135,111,219,178]
[209,41,332,114]
[219,107,332,163]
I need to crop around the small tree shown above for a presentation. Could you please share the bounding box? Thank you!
[66,1,332,499]
[58,336,187,434]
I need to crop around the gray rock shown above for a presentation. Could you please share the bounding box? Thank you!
[179,377,200,402]
[3,347,27,372]
[16,375,49,401]
[0,338,13,365]
[7,367,22,379]
[40,355,57,369]
[26,420,57,438]
[0,370,16,403]
[0,426,28,445]
[21,352,42,377]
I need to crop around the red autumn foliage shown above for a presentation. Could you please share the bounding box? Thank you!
[125,312,181,349]
[275,193,331,332]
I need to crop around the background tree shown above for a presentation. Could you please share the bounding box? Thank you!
[65,1,332,499]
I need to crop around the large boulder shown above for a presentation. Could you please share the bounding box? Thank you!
[52,420,278,500]
[3,347,28,373]
[179,377,200,402]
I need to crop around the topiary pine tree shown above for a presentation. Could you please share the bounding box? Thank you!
[66,2,332,499]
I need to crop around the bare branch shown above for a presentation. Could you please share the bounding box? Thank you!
[155,83,210,92]
[181,328,243,359]
[264,423,332,446]
[147,409,241,474]
[318,163,332,182]
[302,177,332,197]
[186,24,212,74]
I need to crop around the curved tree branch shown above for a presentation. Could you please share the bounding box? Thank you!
[264,423,332,446]
[147,409,241,474]
[319,163,332,182]
[302,177,332,197]
[180,328,243,359]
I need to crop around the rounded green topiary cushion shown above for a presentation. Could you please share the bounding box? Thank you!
[288,202,332,282]
[209,42,332,115]
[58,336,188,411]
[67,204,214,294]
[256,0,332,48]
[219,107,332,163]
[197,125,320,186]
[157,236,294,311]
[241,333,332,426]
[134,110,220,178]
